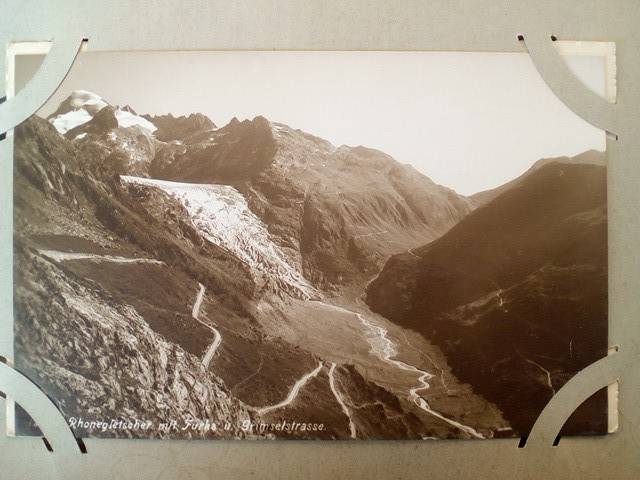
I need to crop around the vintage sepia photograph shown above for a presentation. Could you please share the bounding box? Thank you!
[12,50,608,440]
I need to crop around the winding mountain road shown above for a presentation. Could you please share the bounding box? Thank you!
[328,362,357,439]
[39,249,165,265]
[256,361,324,415]
[191,283,222,369]
[322,302,485,439]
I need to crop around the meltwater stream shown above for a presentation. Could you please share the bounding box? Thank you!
[325,303,485,439]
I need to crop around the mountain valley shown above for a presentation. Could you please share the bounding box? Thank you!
[12,90,607,440]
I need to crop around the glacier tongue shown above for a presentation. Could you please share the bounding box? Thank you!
[121,176,319,300]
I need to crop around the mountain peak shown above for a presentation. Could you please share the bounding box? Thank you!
[48,90,109,134]
[252,115,270,126]
[120,104,138,115]
[65,105,118,139]
[48,90,156,135]
[68,89,107,108]
[142,112,216,142]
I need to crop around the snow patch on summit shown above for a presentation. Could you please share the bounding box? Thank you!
[51,109,94,135]
[120,176,320,300]
[114,110,157,132]
[68,90,109,111]
[50,90,156,135]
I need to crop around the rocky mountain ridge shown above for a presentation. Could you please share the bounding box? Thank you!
[150,115,472,291]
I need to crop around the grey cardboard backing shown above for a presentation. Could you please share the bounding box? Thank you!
[1,0,639,478]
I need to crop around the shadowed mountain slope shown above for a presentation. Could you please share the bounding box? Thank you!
[366,160,608,435]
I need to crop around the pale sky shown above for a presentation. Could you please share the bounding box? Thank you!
[17,51,605,195]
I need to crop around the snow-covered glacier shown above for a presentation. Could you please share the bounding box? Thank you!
[121,176,319,300]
